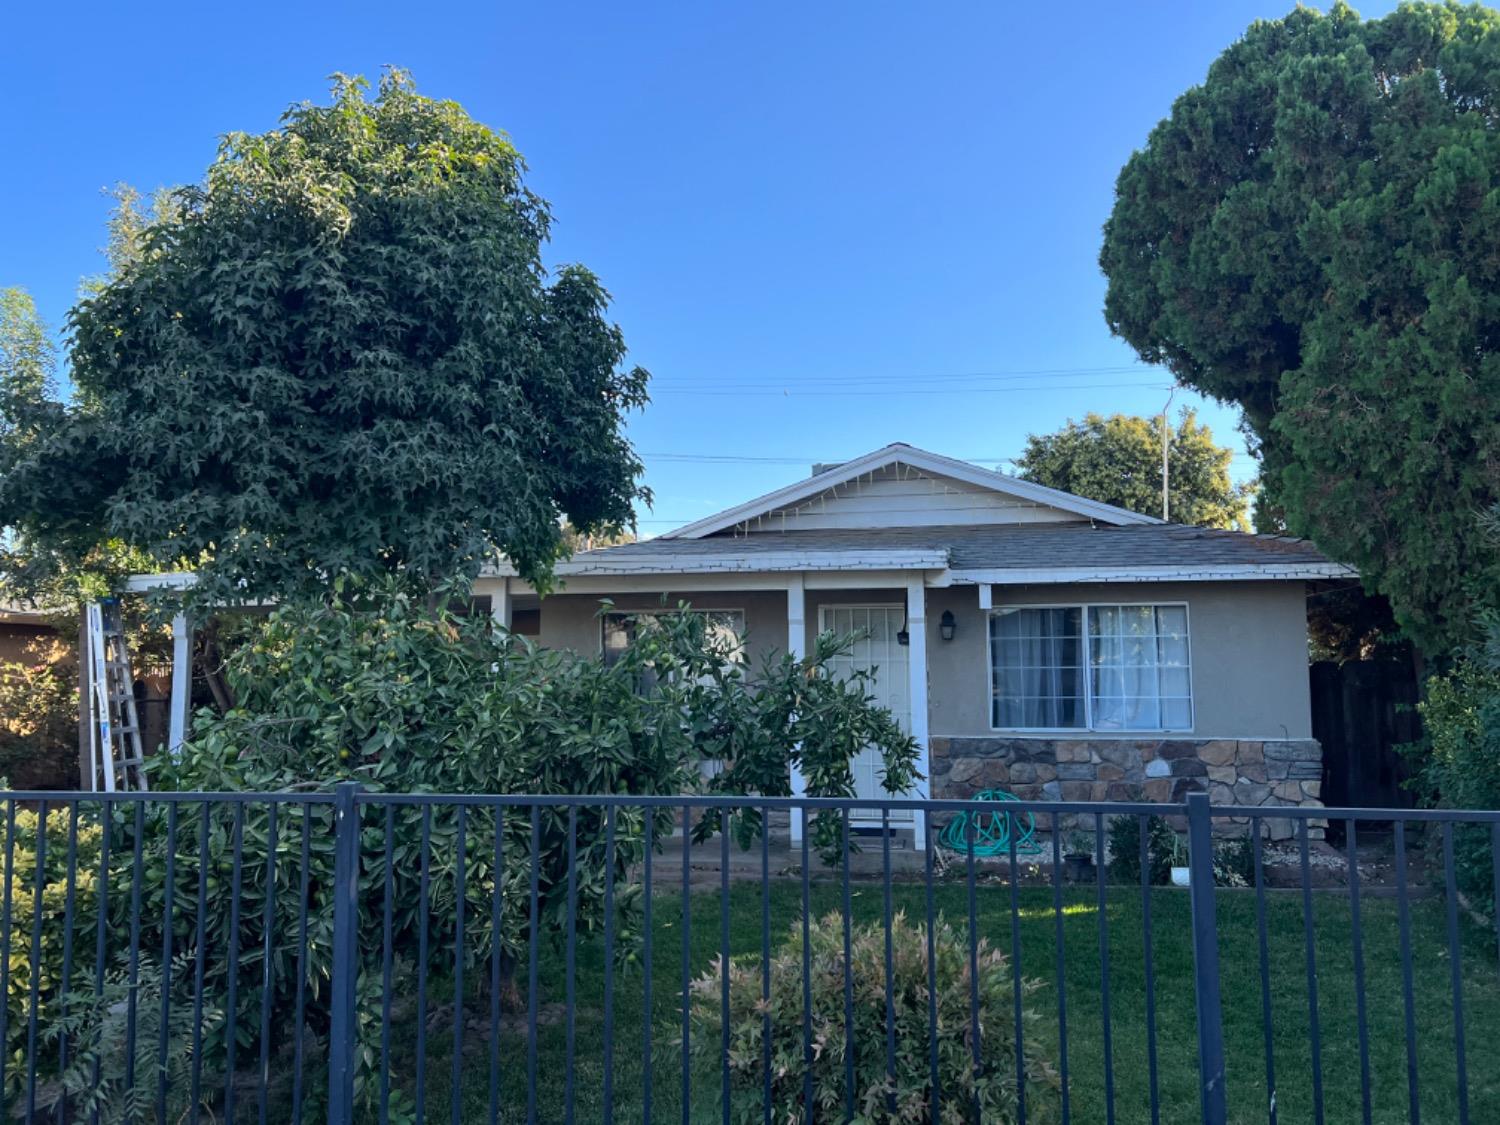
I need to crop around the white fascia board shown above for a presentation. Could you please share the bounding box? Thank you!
[121,572,200,593]
[656,443,1158,539]
[934,562,1357,586]
[490,548,947,578]
[499,570,932,596]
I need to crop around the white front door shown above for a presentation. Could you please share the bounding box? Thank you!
[819,604,913,821]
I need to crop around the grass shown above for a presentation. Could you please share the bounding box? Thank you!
[365,868,1500,1124]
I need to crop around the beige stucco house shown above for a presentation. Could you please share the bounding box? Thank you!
[473,443,1351,845]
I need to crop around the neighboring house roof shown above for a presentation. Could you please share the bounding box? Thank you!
[659,442,1160,539]
[545,522,1352,582]
[0,602,53,628]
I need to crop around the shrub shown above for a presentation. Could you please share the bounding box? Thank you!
[1106,814,1172,886]
[129,577,921,1110]
[1410,654,1500,918]
[1,799,102,1101]
[689,911,1060,1124]
[39,951,222,1125]
[0,641,79,789]
[1212,836,1255,888]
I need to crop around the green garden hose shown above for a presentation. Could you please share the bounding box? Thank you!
[938,789,1043,856]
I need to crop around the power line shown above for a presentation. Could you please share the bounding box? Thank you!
[650,380,1174,397]
[648,365,1151,389]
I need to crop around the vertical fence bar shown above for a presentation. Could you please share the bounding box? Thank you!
[720,805,731,1125]
[291,803,314,1125]
[328,783,362,1125]
[564,806,579,1125]
[1095,811,1115,1125]
[681,801,693,1125]
[1252,817,1276,1125]
[1492,823,1500,978]
[1297,819,1325,1125]
[1186,793,1227,1125]
[924,813,939,1125]
[380,805,395,1125]
[1441,822,1470,1125]
[1139,814,1160,1125]
[966,808,981,1112]
[525,806,541,1125]
[642,808,654,1125]
[1051,812,1070,1125]
[89,798,112,1125]
[881,809,896,1117]
[156,803,178,1122]
[800,810,813,1119]
[488,806,505,1125]
[1009,815,1026,1125]
[453,805,469,1125]
[415,805,433,1121]
[841,808,855,1121]
[0,796,16,1102]
[1394,819,1421,1125]
[57,801,80,1125]
[761,803,772,1125]
[257,802,279,1125]
[603,807,617,1122]
[23,800,48,1123]
[223,802,246,1124]
[123,802,145,1101]
[1345,819,1372,1125]
[188,801,210,1125]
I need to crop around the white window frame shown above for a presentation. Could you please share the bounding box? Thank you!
[986,601,1194,734]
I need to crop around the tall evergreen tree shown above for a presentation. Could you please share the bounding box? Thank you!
[1100,1,1500,654]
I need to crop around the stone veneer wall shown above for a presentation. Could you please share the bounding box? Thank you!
[929,736,1325,839]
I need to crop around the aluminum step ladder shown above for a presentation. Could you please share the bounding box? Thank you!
[86,598,149,791]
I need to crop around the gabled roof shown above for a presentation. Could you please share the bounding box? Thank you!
[657,443,1160,539]
[554,523,1352,581]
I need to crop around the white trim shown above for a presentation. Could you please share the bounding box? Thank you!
[905,578,929,850]
[657,443,1159,539]
[986,600,1195,735]
[976,583,992,610]
[500,570,931,597]
[168,613,193,754]
[121,572,199,593]
[939,562,1353,586]
[491,548,947,578]
[490,577,512,629]
[787,576,807,845]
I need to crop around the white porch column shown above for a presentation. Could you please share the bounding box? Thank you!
[168,612,193,754]
[490,577,513,630]
[906,577,931,850]
[787,574,808,844]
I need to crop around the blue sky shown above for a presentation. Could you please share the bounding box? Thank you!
[0,1,1398,533]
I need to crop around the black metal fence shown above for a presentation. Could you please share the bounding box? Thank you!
[1,788,1498,1124]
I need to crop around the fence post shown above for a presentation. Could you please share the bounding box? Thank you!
[327,783,362,1125]
[1186,792,1228,1125]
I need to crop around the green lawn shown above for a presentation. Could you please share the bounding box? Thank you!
[372,875,1500,1124]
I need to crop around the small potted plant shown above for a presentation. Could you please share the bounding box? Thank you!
[1063,831,1095,883]
[1170,835,1191,887]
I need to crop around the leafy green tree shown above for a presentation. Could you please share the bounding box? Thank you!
[1014,410,1250,529]
[0,70,650,608]
[1100,1,1500,655]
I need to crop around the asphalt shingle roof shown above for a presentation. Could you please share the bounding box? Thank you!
[575,523,1336,571]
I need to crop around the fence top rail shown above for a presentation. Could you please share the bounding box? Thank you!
[0,789,340,805]
[2,787,1498,823]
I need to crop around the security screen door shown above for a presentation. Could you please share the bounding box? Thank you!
[818,603,913,822]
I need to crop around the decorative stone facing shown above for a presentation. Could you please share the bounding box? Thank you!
[929,736,1325,840]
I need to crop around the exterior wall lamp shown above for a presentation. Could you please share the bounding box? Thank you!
[939,610,956,641]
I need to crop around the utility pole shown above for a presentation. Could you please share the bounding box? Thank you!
[1161,387,1175,521]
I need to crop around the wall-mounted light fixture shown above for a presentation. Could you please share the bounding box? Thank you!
[897,610,910,647]
[939,610,956,642]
